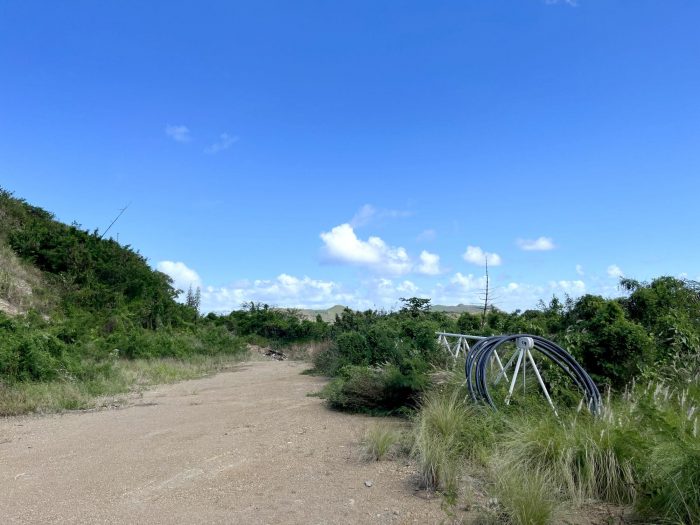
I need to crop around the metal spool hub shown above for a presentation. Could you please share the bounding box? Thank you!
[463,334,602,415]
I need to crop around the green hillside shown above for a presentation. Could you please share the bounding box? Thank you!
[0,189,250,414]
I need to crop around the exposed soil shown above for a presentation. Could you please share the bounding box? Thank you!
[0,361,450,524]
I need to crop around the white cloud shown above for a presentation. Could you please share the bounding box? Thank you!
[156,261,201,293]
[205,133,239,154]
[575,264,584,276]
[361,279,422,308]
[417,250,441,275]
[607,264,624,278]
[320,223,412,275]
[425,272,486,306]
[397,280,418,294]
[463,246,502,266]
[493,279,586,312]
[202,273,351,312]
[549,280,586,295]
[349,204,411,228]
[350,204,376,227]
[451,272,484,292]
[165,124,191,143]
[517,237,555,251]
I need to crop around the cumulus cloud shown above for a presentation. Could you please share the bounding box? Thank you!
[417,250,441,275]
[165,124,191,143]
[202,273,352,312]
[397,280,418,294]
[576,264,584,276]
[205,133,238,154]
[517,237,555,251]
[451,272,484,291]
[607,264,624,278]
[156,261,201,293]
[463,246,502,266]
[490,278,587,312]
[549,279,586,295]
[320,223,412,275]
[424,272,486,306]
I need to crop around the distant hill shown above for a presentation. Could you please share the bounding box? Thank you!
[292,303,483,322]
[295,305,348,323]
[431,304,483,315]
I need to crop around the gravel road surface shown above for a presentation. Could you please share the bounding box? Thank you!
[0,361,447,524]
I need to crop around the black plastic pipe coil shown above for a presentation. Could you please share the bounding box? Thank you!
[464,334,602,414]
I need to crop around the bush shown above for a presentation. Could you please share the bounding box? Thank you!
[0,316,73,382]
[564,295,655,388]
[322,365,387,412]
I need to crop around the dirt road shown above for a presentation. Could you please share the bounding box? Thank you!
[0,361,447,524]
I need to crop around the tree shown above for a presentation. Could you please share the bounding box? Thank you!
[185,285,201,315]
[480,256,490,329]
[399,297,431,317]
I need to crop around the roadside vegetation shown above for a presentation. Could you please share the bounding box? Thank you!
[308,278,699,523]
[2,187,699,523]
[0,189,325,413]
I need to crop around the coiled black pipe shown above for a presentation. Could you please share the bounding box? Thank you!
[464,334,601,415]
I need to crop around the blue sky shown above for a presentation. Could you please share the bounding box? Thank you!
[1,1,699,312]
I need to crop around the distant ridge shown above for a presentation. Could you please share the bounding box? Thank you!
[431,304,483,314]
[293,303,482,322]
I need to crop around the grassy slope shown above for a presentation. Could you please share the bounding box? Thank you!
[0,189,249,415]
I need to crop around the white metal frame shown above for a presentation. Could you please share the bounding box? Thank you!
[436,332,559,415]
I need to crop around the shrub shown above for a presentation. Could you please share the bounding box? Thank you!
[322,365,389,412]
[564,295,654,388]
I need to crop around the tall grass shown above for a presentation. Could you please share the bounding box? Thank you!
[412,390,467,493]
[500,409,637,505]
[361,423,403,461]
[491,461,559,525]
[412,385,502,496]
[411,370,700,523]
[0,353,247,416]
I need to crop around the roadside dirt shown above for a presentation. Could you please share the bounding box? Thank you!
[0,361,449,524]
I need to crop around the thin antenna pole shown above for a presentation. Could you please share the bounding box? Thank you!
[100,203,130,239]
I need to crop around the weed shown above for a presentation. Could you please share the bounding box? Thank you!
[491,461,559,525]
[361,423,402,461]
[0,354,247,416]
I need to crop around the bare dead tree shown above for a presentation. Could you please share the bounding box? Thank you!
[480,255,489,329]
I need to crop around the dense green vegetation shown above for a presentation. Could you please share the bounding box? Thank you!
[0,189,327,413]
[305,269,700,522]
[2,188,699,522]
